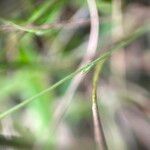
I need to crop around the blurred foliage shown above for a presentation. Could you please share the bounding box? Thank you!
[0,0,149,150]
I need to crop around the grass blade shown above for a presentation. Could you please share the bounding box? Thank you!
[92,61,107,150]
[0,24,149,120]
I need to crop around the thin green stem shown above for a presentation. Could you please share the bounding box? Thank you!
[0,70,79,119]
[0,24,149,120]
[0,18,89,35]
[92,61,107,150]
[0,18,42,35]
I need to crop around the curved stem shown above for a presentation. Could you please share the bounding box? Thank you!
[92,61,107,150]
[0,24,149,120]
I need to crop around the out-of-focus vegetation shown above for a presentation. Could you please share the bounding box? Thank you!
[0,0,149,150]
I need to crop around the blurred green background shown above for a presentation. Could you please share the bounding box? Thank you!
[0,0,149,149]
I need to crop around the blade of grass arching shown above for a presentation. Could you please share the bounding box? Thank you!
[0,18,43,35]
[0,0,68,35]
[0,18,90,35]
[92,61,107,150]
[0,24,149,120]
[51,0,100,132]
